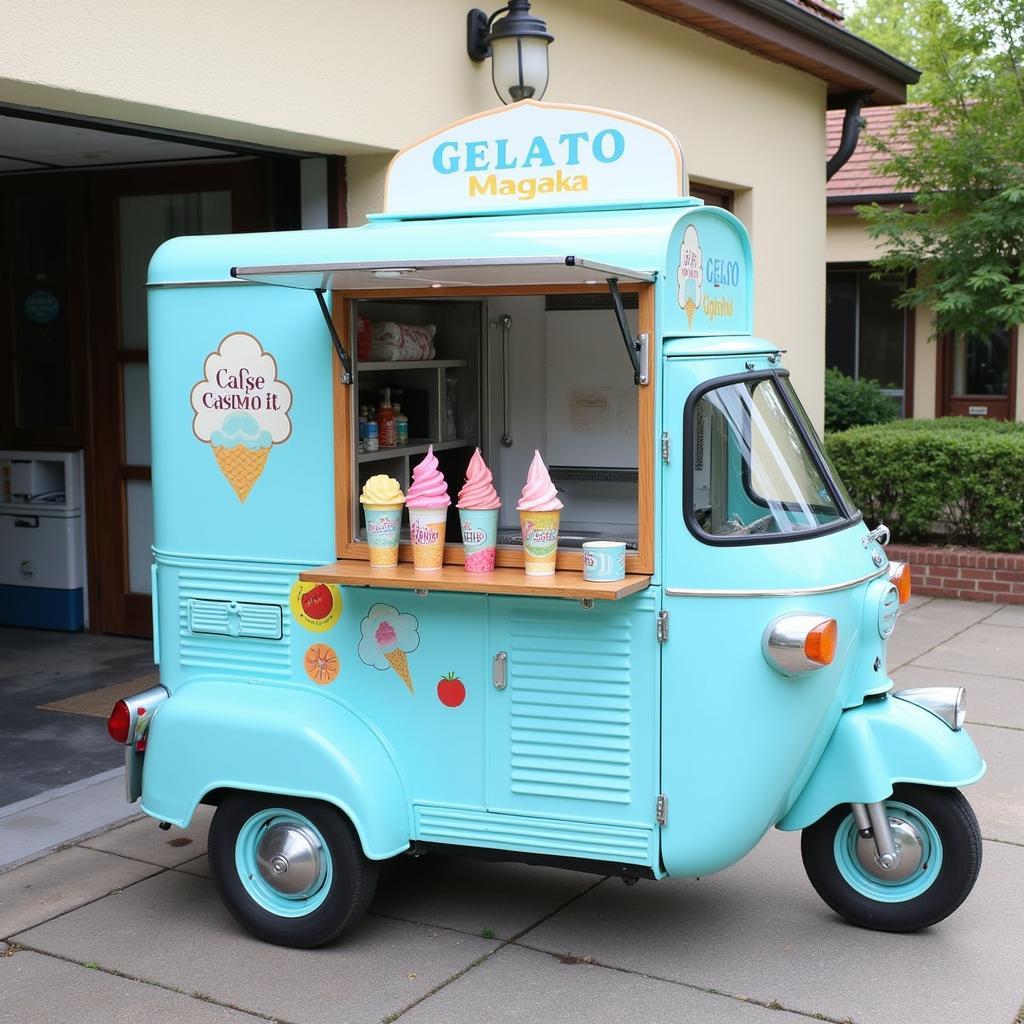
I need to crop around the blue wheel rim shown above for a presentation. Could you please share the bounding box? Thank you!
[834,801,943,903]
[235,808,333,918]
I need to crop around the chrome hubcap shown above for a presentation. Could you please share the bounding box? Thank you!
[854,815,925,882]
[255,823,325,898]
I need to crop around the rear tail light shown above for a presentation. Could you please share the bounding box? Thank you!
[763,614,839,675]
[106,685,169,746]
[107,700,132,744]
[888,561,912,604]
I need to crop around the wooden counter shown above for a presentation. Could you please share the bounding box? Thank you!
[299,561,651,601]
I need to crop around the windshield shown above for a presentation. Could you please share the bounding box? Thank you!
[689,374,853,542]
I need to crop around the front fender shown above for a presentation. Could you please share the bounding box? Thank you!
[777,694,986,831]
[140,681,410,860]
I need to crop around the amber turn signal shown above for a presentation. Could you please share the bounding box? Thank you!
[803,619,838,666]
[888,561,912,604]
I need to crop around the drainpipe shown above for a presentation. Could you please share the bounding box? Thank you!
[826,94,870,180]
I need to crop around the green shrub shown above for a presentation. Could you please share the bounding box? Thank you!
[825,418,1024,552]
[824,369,901,433]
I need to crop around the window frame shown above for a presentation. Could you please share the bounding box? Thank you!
[682,369,861,548]
[825,264,912,416]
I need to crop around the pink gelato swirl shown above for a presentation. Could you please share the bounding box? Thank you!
[458,448,501,510]
[405,445,451,509]
[517,450,563,512]
[375,621,397,650]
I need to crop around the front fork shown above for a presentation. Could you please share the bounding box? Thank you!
[851,801,900,870]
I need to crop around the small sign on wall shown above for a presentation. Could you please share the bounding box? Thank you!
[968,406,989,416]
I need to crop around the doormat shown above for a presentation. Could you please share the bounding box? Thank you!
[38,674,159,719]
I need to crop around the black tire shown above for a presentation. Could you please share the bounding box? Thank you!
[801,784,981,933]
[208,792,377,948]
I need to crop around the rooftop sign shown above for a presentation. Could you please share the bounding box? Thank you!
[383,100,686,217]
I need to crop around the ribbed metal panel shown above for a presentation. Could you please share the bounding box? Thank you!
[188,599,282,640]
[414,804,653,864]
[507,607,633,804]
[177,566,292,678]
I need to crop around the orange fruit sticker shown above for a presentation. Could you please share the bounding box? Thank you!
[304,643,339,685]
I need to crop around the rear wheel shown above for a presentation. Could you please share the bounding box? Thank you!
[801,784,981,932]
[208,793,377,947]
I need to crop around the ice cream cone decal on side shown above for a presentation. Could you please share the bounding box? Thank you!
[190,332,292,503]
[678,225,703,330]
[358,604,421,695]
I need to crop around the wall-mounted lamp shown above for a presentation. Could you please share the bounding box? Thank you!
[467,1,554,105]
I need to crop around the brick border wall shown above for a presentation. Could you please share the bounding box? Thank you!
[887,545,1024,604]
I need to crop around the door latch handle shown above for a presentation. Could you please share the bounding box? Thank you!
[492,651,508,690]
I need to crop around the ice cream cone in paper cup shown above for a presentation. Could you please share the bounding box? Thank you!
[360,475,405,568]
[406,446,451,571]
[517,450,563,576]
[457,448,501,573]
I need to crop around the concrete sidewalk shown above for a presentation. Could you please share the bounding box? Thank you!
[2,597,1022,1024]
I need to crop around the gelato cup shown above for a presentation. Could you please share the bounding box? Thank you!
[364,506,403,567]
[516,450,562,575]
[408,507,447,571]
[459,508,498,573]
[360,475,404,568]
[519,509,560,576]
[457,449,500,573]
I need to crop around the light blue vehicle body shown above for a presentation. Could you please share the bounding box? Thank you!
[141,195,984,881]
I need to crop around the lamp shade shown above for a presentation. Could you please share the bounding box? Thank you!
[490,32,550,103]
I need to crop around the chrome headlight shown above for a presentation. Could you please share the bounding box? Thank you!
[893,686,967,731]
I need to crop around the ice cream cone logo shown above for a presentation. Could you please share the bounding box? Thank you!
[357,603,421,695]
[190,332,292,502]
[677,225,703,330]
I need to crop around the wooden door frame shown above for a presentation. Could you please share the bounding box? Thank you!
[87,160,272,635]
[935,326,1018,421]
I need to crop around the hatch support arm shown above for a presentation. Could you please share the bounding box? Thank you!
[315,288,352,384]
[607,278,649,386]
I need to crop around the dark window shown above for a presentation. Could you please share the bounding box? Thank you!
[690,184,733,211]
[826,269,907,411]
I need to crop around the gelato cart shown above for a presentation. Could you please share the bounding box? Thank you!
[110,101,985,947]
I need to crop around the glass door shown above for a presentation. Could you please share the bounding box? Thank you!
[89,162,268,635]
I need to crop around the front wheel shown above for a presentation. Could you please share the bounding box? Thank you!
[208,793,377,947]
[801,784,981,932]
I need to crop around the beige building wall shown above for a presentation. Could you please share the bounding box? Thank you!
[1,0,828,426]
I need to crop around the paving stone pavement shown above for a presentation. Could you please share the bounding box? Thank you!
[1,597,1022,1024]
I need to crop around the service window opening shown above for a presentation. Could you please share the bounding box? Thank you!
[346,290,643,560]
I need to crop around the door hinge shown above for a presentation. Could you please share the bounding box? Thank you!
[656,609,669,644]
[661,431,670,463]
[656,793,668,826]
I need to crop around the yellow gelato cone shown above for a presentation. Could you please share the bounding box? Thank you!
[384,648,414,694]
[212,444,270,502]
[684,298,696,330]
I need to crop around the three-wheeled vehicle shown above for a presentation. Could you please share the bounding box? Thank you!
[110,101,985,947]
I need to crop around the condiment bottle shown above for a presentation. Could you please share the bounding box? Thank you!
[394,403,409,446]
[364,420,379,452]
[377,388,397,449]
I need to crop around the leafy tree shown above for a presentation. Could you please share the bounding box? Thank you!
[852,0,1024,339]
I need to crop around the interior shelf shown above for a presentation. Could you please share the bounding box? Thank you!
[358,359,468,371]
[300,560,652,601]
[358,438,473,463]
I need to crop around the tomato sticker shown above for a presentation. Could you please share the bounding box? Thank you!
[290,581,342,632]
